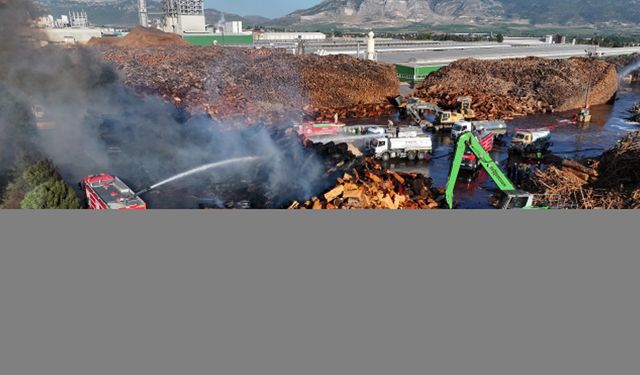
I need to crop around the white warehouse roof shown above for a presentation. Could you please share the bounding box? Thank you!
[257,32,326,41]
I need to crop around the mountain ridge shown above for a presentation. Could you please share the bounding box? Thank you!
[272,0,640,27]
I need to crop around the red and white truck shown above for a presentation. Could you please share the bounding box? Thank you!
[81,174,146,210]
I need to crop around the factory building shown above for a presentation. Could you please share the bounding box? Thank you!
[154,0,253,45]
[34,11,102,44]
[394,64,444,84]
[162,0,207,34]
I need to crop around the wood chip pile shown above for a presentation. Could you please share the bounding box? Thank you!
[412,57,618,120]
[96,41,399,126]
[530,132,640,209]
[606,53,640,82]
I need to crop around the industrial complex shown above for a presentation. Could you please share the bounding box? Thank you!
[33,0,640,85]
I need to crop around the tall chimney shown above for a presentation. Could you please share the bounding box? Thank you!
[138,0,149,27]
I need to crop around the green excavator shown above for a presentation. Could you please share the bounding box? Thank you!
[445,132,550,209]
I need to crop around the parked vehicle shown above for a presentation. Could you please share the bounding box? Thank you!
[509,129,552,154]
[371,135,433,161]
[451,120,507,141]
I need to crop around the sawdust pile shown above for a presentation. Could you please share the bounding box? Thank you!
[413,57,618,120]
[88,27,190,47]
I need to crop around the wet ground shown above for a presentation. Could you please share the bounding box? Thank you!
[361,83,640,208]
[97,84,640,209]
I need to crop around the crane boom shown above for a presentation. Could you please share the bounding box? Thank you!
[445,132,516,209]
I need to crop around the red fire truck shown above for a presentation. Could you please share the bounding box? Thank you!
[296,121,346,140]
[81,174,147,210]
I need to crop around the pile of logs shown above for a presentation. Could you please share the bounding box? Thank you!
[412,57,618,120]
[96,45,399,126]
[308,102,397,122]
[530,131,640,209]
[289,156,443,210]
[412,85,538,120]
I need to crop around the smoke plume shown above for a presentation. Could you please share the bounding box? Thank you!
[0,0,324,208]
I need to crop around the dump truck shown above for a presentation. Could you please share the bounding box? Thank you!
[509,129,552,154]
[459,131,495,177]
[370,135,433,161]
[81,174,147,210]
[451,120,507,141]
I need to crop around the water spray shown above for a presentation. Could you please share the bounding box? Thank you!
[135,156,262,196]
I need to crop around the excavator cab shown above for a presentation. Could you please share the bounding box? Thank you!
[457,96,475,119]
[497,190,535,209]
[578,107,591,124]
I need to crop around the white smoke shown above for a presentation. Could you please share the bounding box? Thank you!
[0,0,326,208]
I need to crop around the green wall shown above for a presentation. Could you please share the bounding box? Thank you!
[182,34,254,46]
[395,64,444,83]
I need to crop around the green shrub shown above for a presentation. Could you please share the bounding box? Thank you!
[20,179,80,209]
[23,159,60,188]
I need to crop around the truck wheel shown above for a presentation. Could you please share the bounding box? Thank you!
[382,152,390,162]
[407,151,417,161]
[417,152,426,160]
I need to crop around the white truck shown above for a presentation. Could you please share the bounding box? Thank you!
[509,129,552,154]
[371,135,433,161]
[451,120,507,141]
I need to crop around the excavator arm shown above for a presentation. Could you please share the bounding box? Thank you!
[445,132,517,209]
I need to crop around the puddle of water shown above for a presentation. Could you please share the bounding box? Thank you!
[374,83,640,208]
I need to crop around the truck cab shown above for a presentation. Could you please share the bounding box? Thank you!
[510,129,552,154]
[451,120,473,140]
[497,190,536,209]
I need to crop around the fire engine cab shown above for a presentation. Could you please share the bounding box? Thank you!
[81,174,146,210]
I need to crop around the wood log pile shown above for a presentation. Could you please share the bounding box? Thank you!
[308,102,397,122]
[412,57,618,120]
[530,131,640,209]
[95,42,399,126]
[289,149,444,210]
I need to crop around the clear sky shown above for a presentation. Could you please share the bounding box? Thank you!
[206,0,321,18]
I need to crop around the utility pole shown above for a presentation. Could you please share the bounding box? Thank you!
[579,35,598,124]
[138,0,148,27]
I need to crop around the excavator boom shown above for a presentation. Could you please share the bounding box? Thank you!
[445,132,517,209]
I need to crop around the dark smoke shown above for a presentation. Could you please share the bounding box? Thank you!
[0,0,325,208]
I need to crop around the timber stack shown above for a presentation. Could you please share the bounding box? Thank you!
[290,151,443,210]
[530,131,640,209]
